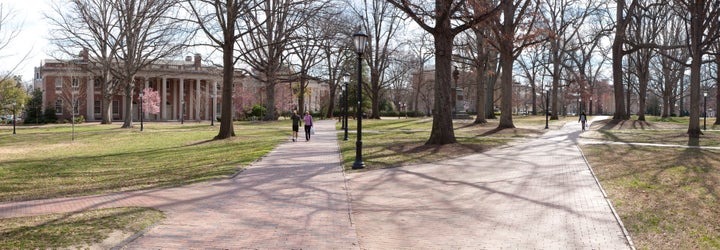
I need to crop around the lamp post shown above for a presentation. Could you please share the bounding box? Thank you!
[545,87,550,129]
[181,99,185,125]
[211,94,215,126]
[139,91,144,131]
[352,29,368,170]
[590,96,593,116]
[578,97,581,115]
[12,101,16,135]
[704,91,708,130]
[343,73,350,141]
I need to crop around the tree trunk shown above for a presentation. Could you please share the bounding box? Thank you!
[715,57,720,125]
[121,81,134,128]
[485,53,498,119]
[612,0,628,120]
[426,31,457,145]
[413,70,422,112]
[298,80,306,115]
[474,63,487,124]
[370,70,381,119]
[551,39,560,120]
[498,3,515,129]
[265,81,278,120]
[101,96,112,124]
[215,2,237,140]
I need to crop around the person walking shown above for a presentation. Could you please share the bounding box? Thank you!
[578,112,588,131]
[291,110,301,142]
[303,111,314,141]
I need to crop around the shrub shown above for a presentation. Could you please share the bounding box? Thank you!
[250,104,266,118]
[43,108,58,124]
[73,115,85,124]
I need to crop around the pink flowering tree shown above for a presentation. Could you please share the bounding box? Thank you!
[141,87,160,115]
[233,86,257,118]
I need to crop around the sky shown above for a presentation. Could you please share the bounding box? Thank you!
[1,0,51,84]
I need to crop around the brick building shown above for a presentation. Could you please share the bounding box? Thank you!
[32,50,329,122]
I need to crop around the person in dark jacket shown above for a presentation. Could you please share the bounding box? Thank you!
[578,112,588,131]
[291,110,301,142]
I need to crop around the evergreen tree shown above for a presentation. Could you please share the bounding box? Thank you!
[24,88,44,124]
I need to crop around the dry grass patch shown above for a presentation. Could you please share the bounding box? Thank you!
[584,117,720,248]
[0,207,163,249]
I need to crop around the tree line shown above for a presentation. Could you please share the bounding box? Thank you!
[3,0,716,144]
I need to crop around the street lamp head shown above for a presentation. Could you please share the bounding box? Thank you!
[139,92,143,97]
[341,84,346,91]
[704,91,708,97]
[353,29,368,54]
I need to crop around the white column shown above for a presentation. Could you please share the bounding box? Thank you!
[213,81,218,122]
[204,81,209,120]
[195,79,201,121]
[161,77,167,120]
[144,79,150,120]
[179,78,184,120]
[87,77,95,120]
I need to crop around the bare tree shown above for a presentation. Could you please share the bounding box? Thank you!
[238,0,327,121]
[672,0,720,138]
[626,1,665,121]
[610,0,642,120]
[457,24,498,123]
[406,31,434,114]
[186,0,256,139]
[56,67,88,141]
[46,0,123,124]
[387,0,501,145]
[493,0,542,128]
[517,45,546,116]
[114,0,188,128]
[0,4,28,81]
[350,0,406,119]
[287,9,332,115]
[318,11,354,118]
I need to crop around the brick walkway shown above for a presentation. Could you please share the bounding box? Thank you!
[0,118,632,249]
[347,117,632,249]
[0,120,359,249]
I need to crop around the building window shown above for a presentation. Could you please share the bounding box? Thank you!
[112,100,120,115]
[55,78,62,92]
[94,100,102,114]
[73,100,80,115]
[72,78,80,90]
[55,100,63,115]
[94,78,101,92]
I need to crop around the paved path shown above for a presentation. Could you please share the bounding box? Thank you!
[0,120,359,249]
[347,117,632,249]
[0,118,632,249]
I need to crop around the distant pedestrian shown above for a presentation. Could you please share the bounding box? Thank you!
[579,112,587,131]
[303,111,313,141]
[291,110,301,142]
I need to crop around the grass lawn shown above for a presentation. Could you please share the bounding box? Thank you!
[338,115,555,170]
[0,207,163,249]
[0,121,286,202]
[0,121,286,248]
[582,118,720,249]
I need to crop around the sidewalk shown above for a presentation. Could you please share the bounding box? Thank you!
[347,117,632,249]
[0,120,359,249]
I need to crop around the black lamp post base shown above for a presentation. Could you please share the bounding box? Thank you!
[352,161,365,169]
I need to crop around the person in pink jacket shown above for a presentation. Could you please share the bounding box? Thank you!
[303,111,313,141]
